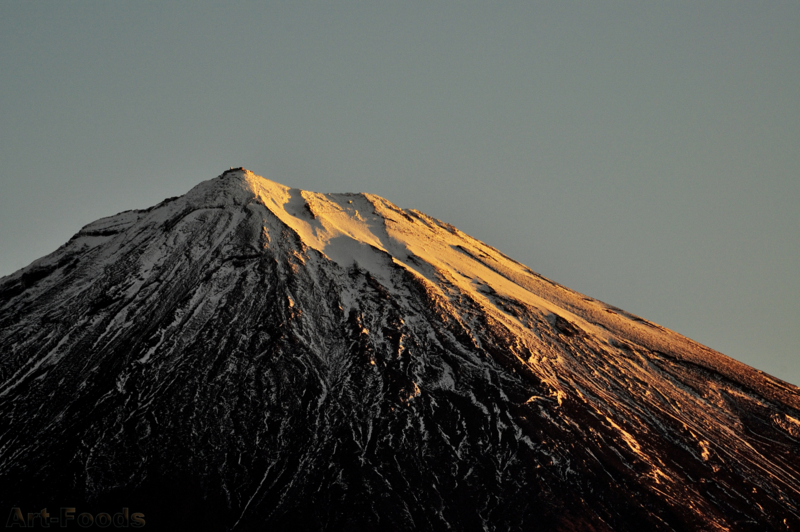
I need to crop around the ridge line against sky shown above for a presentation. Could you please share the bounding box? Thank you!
[0,2,798,385]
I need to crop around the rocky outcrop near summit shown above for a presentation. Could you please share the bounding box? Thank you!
[1,169,798,531]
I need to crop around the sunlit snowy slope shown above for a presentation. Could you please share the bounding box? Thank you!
[1,169,798,531]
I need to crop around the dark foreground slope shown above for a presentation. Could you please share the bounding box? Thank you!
[1,170,798,531]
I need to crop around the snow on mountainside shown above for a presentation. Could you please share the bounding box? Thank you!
[1,169,799,531]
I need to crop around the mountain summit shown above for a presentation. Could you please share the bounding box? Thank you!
[1,169,798,531]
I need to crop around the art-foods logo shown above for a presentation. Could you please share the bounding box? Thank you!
[6,507,145,528]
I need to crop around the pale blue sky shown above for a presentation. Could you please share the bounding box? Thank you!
[1,2,798,385]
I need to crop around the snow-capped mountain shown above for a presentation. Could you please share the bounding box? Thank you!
[1,169,798,531]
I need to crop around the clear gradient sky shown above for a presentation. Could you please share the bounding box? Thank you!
[1,2,798,385]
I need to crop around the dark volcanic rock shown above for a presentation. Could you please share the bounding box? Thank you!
[1,169,798,531]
